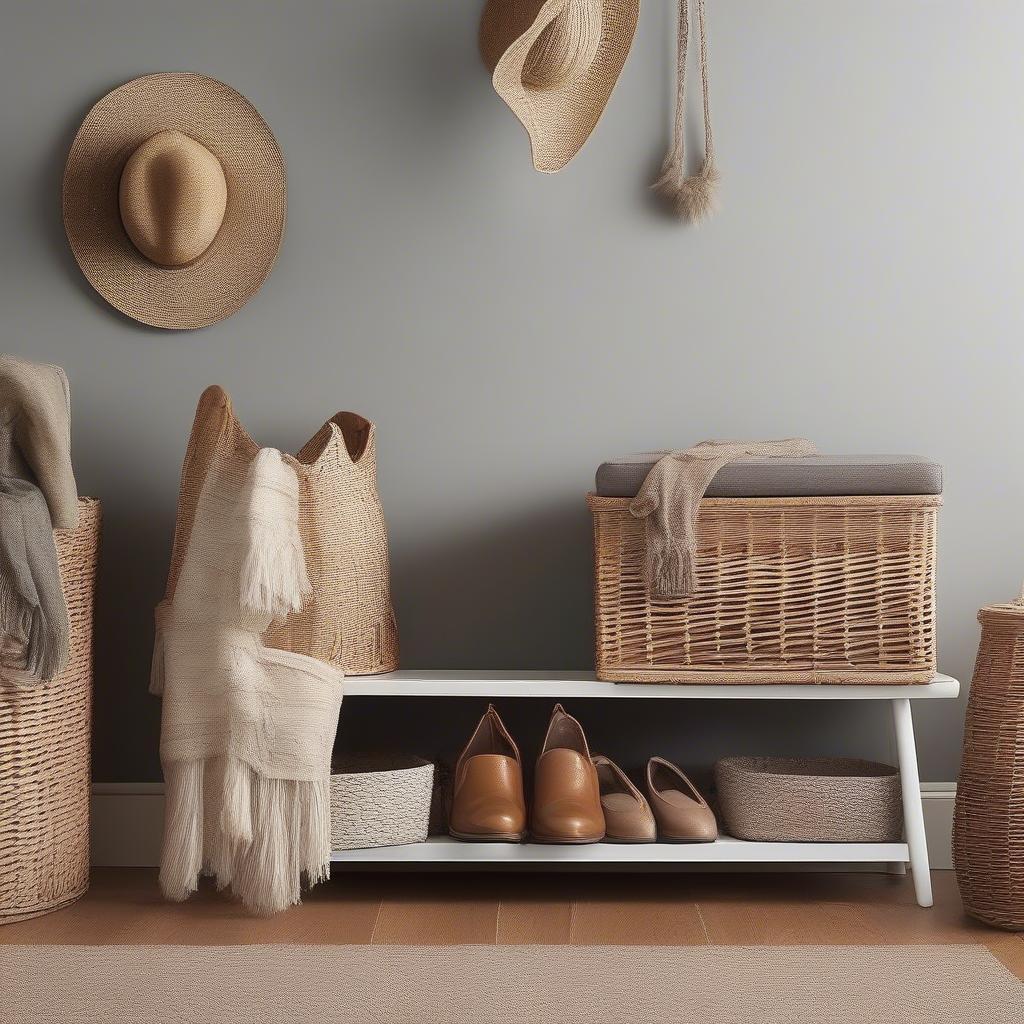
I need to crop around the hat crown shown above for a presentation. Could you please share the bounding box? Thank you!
[118,130,228,267]
[522,0,602,90]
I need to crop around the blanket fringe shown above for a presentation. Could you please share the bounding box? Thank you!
[0,573,67,683]
[161,757,331,916]
[301,779,332,887]
[159,759,205,903]
[221,755,254,845]
[0,575,32,663]
[230,772,331,916]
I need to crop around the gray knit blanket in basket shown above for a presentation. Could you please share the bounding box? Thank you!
[0,355,78,683]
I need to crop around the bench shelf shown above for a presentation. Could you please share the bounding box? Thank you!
[335,671,960,906]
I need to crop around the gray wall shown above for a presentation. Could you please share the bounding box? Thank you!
[1,0,1019,784]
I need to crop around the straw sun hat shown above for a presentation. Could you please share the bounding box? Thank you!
[63,73,285,330]
[480,0,640,172]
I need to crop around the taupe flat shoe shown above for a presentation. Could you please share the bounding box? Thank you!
[646,756,718,843]
[592,755,656,843]
[531,704,605,844]
[449,705,527,842]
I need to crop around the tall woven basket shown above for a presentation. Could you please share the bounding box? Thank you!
[0,498,100,924]
[953,592,1024,930]
[166,387,398,676]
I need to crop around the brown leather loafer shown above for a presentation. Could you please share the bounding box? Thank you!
[646,756,718,842]
[449,705,527,842]
[593,755,656,843]
[531,704,604,844]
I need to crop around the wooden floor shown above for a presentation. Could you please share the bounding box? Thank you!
[2,869,1022,980]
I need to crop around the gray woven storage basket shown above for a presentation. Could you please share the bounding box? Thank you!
[715,757,902,843]
[330,755,434,851]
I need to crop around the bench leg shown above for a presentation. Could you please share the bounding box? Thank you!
[892,697,932,907]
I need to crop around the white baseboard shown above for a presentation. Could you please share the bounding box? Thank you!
[921,783,956,870]
[90,783,958,870]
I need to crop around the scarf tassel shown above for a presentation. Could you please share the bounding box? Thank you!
[238,449,311,620]
[645,537,698,600]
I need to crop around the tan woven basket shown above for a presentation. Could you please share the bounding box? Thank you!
[166,387,398,676]
[954,597,1024,930]
[715,757,902,843]
[588,494,940,684]
[0,498,100,924]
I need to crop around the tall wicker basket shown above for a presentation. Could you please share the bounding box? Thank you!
[0,498,100,924]
[954,593,1024,930]
[167,387,399,677]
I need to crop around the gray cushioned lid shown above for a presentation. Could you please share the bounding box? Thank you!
[595,453,943,498]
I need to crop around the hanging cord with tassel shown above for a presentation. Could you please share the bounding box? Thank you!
[653,0,719,223]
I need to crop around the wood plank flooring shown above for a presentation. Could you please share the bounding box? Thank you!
[2,869,1022,980]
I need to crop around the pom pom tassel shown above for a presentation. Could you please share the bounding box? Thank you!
[653,159,720,225]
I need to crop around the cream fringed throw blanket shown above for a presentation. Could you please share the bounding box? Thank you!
[630,440,818,599]
[151,447,344,916]
[0,355,79,683]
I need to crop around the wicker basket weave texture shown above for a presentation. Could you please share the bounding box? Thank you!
[263,414,398,675]
[0,498,100,924]
[588,494,939,684]
[954,601,1024,930]
[715,757,902,843]
[330,756,433,851]
[166,386,398,676]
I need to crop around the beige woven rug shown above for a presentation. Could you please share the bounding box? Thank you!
[1,944,1021,1023]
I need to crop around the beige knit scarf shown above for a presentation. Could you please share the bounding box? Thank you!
[630,440,818,598]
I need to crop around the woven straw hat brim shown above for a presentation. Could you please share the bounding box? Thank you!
[62,73,285,330]
[481,0,639,172]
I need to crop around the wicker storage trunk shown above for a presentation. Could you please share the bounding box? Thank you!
[589,486,940,684]
[0,498,100,924]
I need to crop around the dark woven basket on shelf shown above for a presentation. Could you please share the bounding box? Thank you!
[954,593,1024,930]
